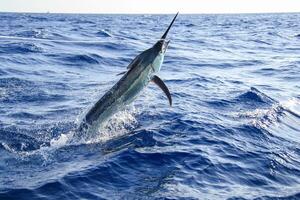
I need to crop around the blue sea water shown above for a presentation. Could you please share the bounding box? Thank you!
[0,12,300,199]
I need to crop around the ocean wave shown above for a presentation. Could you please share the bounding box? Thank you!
[206,87,276,109]
[0,68,8,76]
[63,54,102,65]
[1,13,300,199]
[47,53,103,65]
[27,15,49,22]
[0,77,67,105]
[0,42,42,54]
[231,91,300,143]
[0,129,46,152]
[236,87,275,105]
[14,29,46,39]
[95,29,113,37]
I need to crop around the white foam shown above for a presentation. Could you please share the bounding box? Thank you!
[235,97,300,129]
[1,142,18,154]
[92,105,139,143]
[50,132,74,148]
[250,104,282,129]
[48,104,139,147]
[281,97,300,116]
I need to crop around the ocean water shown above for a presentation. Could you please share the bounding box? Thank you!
[0,12,300,200]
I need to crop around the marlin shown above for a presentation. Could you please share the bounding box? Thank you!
[78,13,178,137]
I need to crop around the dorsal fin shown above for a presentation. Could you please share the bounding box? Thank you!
[151,75,172,106]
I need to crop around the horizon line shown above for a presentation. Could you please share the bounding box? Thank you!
[1,11,300,15]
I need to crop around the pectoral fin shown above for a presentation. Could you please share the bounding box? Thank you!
[151,75,172,106]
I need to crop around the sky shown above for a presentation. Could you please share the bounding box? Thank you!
[0,0,300,14]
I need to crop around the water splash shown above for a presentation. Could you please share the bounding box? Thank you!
[49,104,139,148]
[94,105,139,143]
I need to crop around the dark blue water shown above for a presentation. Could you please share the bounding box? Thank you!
[0,13,300,199]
